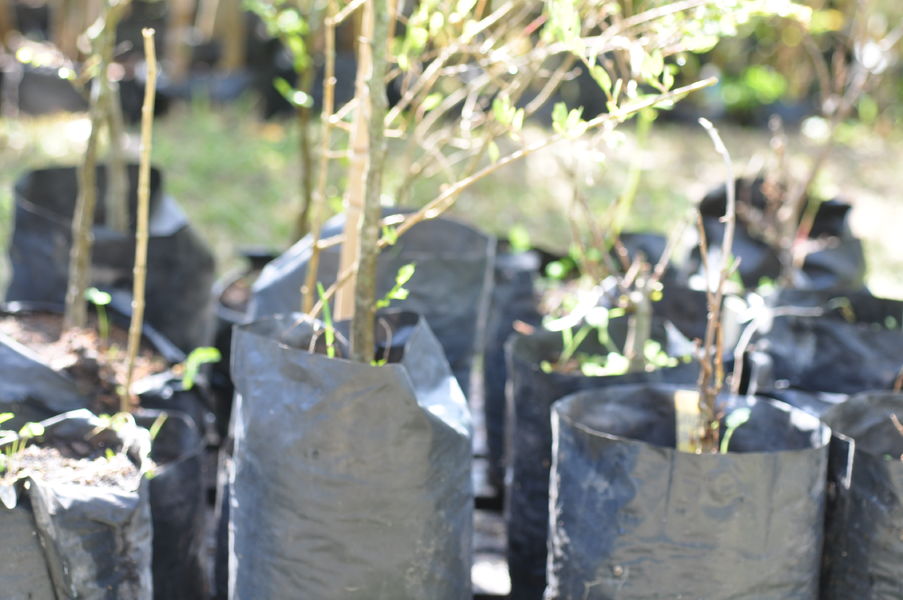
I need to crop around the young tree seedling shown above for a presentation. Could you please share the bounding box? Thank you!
[180,347,222,390]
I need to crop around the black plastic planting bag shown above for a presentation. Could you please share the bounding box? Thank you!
[229,311,472,599]
[505,319,698,600]
[820,392,903,599]
[0,410,154,599]
[691,178,865,290]
[547,384,831,599]
[136,410,208,600]
[750,304,903,394]
[7,165,215,352]
[249,210,494,394]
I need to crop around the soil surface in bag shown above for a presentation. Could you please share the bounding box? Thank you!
[546,384,831,600]
[0,410,154,599]
[690,177,865,290]
[229,311,473,599]
[135,410,208,600]
[248,209,494,396]
[820,392,903,599]
[6,165,215,352]
[504,317,698,600]
[0,303,211,436]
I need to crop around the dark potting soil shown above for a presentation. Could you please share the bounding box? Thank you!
[0,444,140,490]
[0,313,167,414]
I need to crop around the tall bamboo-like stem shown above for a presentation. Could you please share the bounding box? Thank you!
[96,0,131,234]
[0,0,12,49]
[695,118,736,454]
[123,29,157,412]
[292,63,316,240]
[63,88,103,331]
[349,0,389,363]
[333,0,374,321]
[302,0,338,314]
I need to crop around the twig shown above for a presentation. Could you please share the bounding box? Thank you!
[301,0,338,314]
[122,28,157,412]
[894,365,903,393]
[696,117,736,453]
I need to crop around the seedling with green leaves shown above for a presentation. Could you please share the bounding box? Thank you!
[0,413,46,475]
[179,347,223,391]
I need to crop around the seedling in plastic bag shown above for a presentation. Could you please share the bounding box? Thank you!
[180,347,222,390]
[84,287,112,342]
[0,414,46,475]
[720,408,751,454]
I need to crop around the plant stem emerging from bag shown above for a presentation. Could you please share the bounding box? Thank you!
[123,29,157,412]
[696,118,736,453]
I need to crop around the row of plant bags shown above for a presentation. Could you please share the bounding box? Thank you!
[480,234,706,497]
[228,311,472,599]
[6,165,216,353]
[0,409,154,599]
[504,314,698,599]
[249,210,494,398]
[0,304,209,599]
[688,177,865,290]
[545,383,831,599]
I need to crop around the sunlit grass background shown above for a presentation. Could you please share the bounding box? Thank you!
[0,93,900,298]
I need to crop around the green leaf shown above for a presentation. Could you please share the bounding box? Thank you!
[273,77,312,108]
[381,225,399,246]
[492,95,514,126]
[507,225,531,252]
[17,422,44,440]
[487,140,500,164]
[84,287,112,306]
[720,407,752,454]
[316,282,336,358]
[589,65,612,98]
[0,413,13,427]
[552,102,569,134]
[181,347,222,390]
[422,92,443,112]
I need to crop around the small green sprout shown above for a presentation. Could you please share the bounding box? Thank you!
[0,418,46,473]
[317,282,336,358]
[376,263,416,309]
[85,287,112,341]
[720,407,752,454]
[180,347,222,390]
[508,225,532,253]
[148,413,168,441]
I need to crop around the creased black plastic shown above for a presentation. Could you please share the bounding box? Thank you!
[0,409,153,599]
[547,384,830,600]
[229,311,473,599]
[820,392,903,599]
[750,308,903,394]
[135,410,208,600]
[6,165,215,351]
[248,210,494,394]
[691,178,865,289]
[504,319,699,600]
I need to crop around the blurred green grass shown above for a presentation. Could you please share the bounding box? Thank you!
[0,98,900,299]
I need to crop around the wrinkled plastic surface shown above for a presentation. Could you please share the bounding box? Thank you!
[249,210,494,394]
[691,178,865,289]
[481,246,542,491]
[504,319,699,600]
[547,385,830,600]
[136,410,208,600]
[6,165,215,351]
[751,309,903,394]
[820,392,903,599]
[229,311,473,599]
[0,410,153,599]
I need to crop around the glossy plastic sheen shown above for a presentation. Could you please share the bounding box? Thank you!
[229,312,472,599]
[547,385,831,600]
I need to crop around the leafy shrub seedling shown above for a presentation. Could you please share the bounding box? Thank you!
[0,413,46,475]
